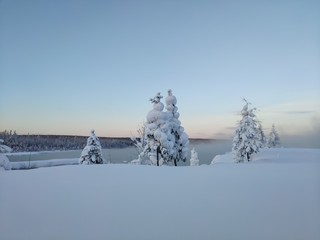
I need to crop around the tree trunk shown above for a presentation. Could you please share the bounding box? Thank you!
[174,159,177,166]
[157,146,160,166]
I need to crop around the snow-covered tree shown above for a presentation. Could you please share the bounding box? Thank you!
[232,99,262,163]
[0,137,11,170]
[0,139,12,153]
[140,92,175,166]
[130,124,151,165]
[130,124,146,153]
[267,124,281,148]
[0,155,11,171]
[79,130,104,165]
[165,89,189,166]
[257,123,266,147]
[190,148,199,166]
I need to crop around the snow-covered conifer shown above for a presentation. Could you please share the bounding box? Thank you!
[0,139,12,153]
[130,124,151,164]
[232,99,262,163]
[190,148,199,166]
[0,155,11,171]
[141,92,174,166]
[267,124,281,148]
[165,89,189,166]
[130,124,146,153]
[257,123,266,147]
[79,130,104,165]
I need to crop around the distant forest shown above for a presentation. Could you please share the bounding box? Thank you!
[0,130,134,152]
[0,130,214,153]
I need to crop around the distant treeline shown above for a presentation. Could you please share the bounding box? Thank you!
[0,130,215,153]
[0,130,134,152]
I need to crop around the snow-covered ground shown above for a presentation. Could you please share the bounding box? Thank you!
[0,148,319,240]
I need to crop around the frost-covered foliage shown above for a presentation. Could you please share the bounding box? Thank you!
[130,125,151,165]
[0,139,12,153]
[140,92,175,166]
[190,148,199,166]
[267,124,281,148]
[130,124,146,152]
[165,89,189,166]
[0,155,11,171]
[79,130,104,165]
[232,99,262,163]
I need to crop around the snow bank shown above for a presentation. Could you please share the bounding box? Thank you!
[10,158,79,170]
[5,150,60,156]
[0,148,319,240]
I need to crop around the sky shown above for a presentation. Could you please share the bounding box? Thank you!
[0,0,319,147]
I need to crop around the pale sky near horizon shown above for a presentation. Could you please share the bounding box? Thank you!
[0,0,319,147]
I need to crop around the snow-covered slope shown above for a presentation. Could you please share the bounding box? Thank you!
[0,148,319,240]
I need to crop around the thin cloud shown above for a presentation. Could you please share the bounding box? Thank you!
[284,110,315,114]
[268,110,315,114]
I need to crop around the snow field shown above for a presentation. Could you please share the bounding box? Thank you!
[0,148,319,240]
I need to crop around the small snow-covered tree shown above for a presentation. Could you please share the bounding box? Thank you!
[130,124,151,165]
[190,148,199,166]
[79,130,104,165]
[165,89,189,166]
[0,136,12,170]
[0,139,12,153]
[140,92,174,166]
[0,155,11,171]
[257,123,266,147]
[267,124,281,148]
[130,124,146,153]
[232,99,262,163]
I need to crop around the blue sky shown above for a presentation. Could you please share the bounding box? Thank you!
[0,0,319,146]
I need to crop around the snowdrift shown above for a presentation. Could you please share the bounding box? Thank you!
[0,148,319,240]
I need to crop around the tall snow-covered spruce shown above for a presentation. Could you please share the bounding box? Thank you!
[140,92,175,166]
[79,130,104,165]
[267,124,281,148]
[232,99,262,163]
[165,89,189,166]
